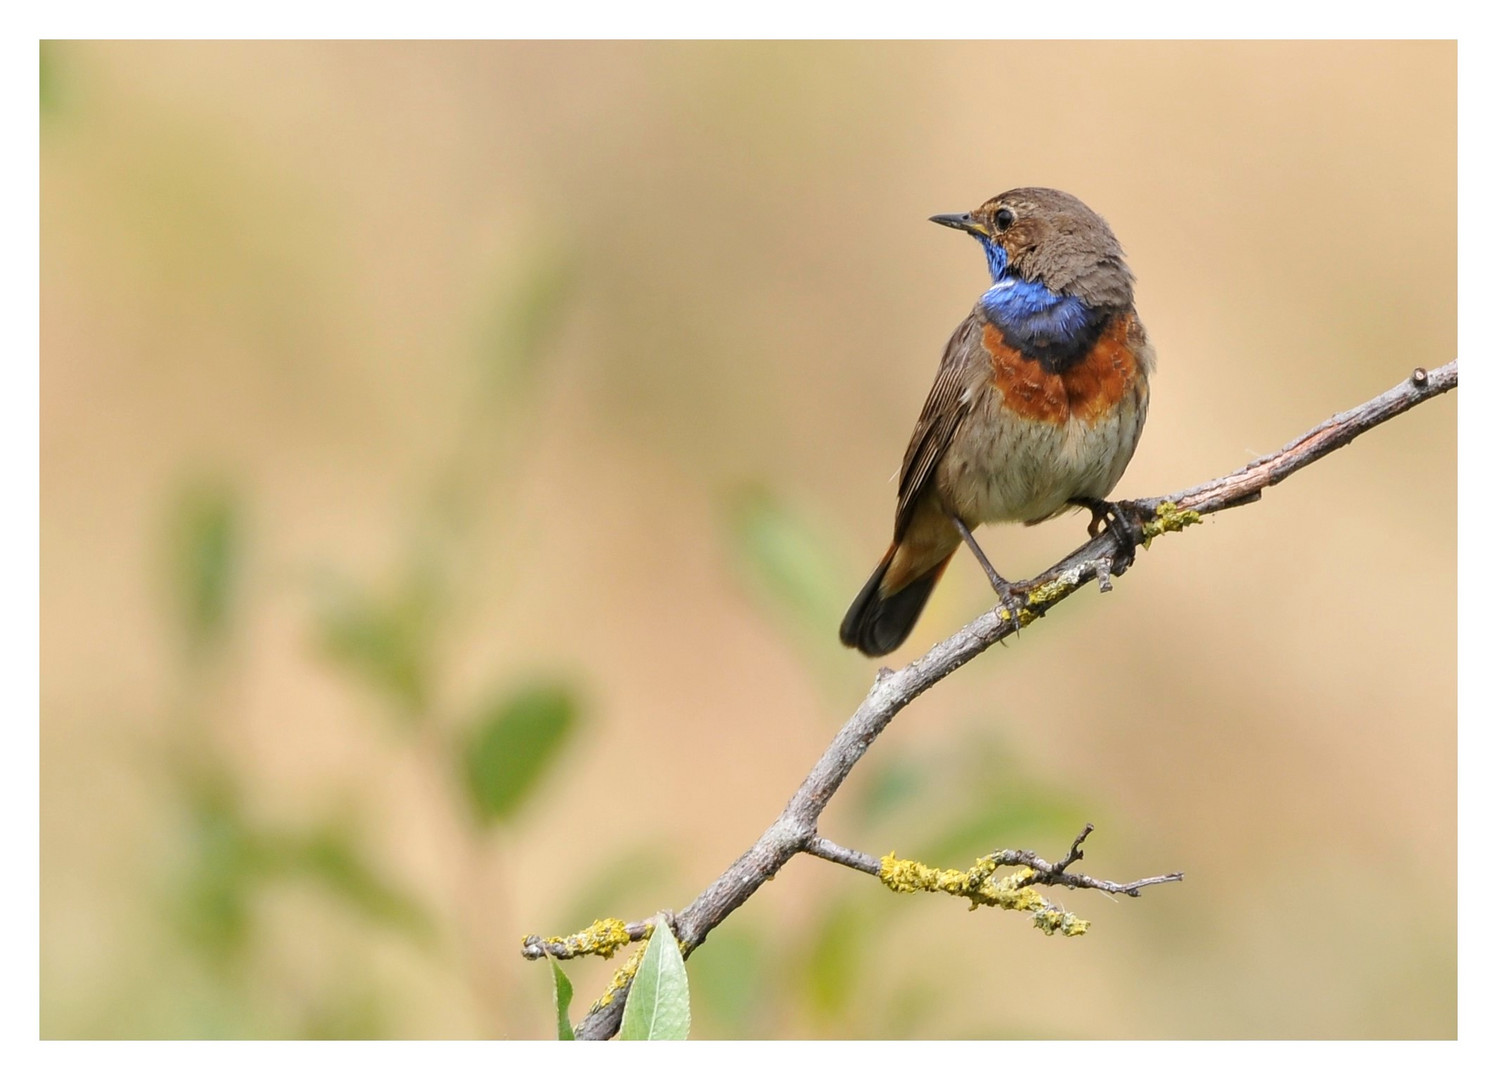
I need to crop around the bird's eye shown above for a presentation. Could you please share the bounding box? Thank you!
[995,208,1016,231]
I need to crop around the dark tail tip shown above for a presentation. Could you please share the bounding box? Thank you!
[839,550,952,658]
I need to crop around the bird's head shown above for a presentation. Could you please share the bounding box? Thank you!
[931,187,1134,309]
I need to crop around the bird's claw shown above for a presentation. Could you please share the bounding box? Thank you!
[1072,498,1146,574]
[994,583,1030,639]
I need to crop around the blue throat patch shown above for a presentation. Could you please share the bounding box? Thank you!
[977,238,1109,371]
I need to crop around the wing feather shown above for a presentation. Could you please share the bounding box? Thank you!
[894,312,988,536]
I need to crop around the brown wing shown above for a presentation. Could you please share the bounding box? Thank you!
[893,312,987,537]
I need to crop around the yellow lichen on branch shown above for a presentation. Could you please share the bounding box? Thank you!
[594,940,649,1009]
[1141,500,1201,544]
[879,853,1090,937]
[530,917,638,960]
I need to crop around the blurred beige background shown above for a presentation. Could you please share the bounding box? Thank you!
[41,41,1455,1039]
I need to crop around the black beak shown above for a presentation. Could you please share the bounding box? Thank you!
[929,212,990,239]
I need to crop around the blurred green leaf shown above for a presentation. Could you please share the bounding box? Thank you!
[297,990,389,1040]
[883,978,942,1039]
[619,919,691,1041]
[803,899,865,1022]
[174,776,257,963]
[462,682,581,824]
[315,571,440,718]
[549,959,575,1041]
[170,762,432,966]
[266,826,434,944]
[904,728,1088,864]
[683,924,765,1038]
[166,481,242,657]
[919,793,1086,869]
[40,41,61,116]
[725,485,848,635]
[561,846,677,935]
[480,252,577,397]
[856,756,927,827]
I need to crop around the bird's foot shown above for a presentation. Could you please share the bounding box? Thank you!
[990,579,1031,637]
[1069,497,1146,574]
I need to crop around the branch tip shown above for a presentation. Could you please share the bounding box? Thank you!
[520,917,646,962]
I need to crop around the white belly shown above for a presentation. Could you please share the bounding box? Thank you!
[938,390,1144,525]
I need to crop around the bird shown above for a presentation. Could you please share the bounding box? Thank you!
[839,187,1154,657]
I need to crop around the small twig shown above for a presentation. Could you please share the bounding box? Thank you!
[1054,823,1094,873]
[804,835,882,875]
[528,362,1455,1040]
[990,830,1185,898]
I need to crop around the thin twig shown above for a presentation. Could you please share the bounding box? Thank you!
[989,826,1185,898]
[804,835,883,875]
[529,362,1455,1040]
[1054,823,1094,874]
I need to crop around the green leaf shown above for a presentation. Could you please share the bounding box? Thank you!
[857,757,927,826]
[463,682,581,824]
[40,41,62,116]
[561,846,678,936]
[269,826,433,943]
[920,796,1086,869]
[173,775,258,963]
[166,481,242,656]
[619,918,691,1040]
[480,252,577,397]
[549,959,575,1040]
[725,486,848,635]
[682,924,764,1037]
[803,900,864,1020]
[314,566,441,718]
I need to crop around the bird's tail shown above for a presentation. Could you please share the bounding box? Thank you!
[839,543,955,658]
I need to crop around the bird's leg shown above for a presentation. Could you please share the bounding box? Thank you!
[1068,497,1145,573]
[950,516,1029,635]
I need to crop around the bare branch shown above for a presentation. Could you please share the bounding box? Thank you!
[989,824,1185,897]
[531,362,1455,1041]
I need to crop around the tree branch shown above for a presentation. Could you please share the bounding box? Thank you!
[522,361,1456,1040]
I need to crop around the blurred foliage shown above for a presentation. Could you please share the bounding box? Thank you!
[683,924,768,1038]
[477,249,577,399]
[40,41,62,117]
[561,846,679,935]
[170,765,432,966]
[133,248,594,1037]
[164,480,242,661]
[171,770,257,962]
[900,739,1090,868]
[856,755,925,826]
[463,683,581,825]
[726,485,848,635]
[297,990,390,1041]
[314,564,443,721]
[801,897,866,1024]
[723,484,868,701]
